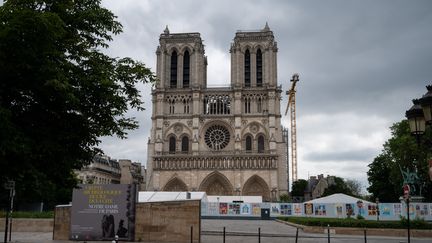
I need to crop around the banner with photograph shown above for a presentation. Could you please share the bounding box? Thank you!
[70,184,136,241]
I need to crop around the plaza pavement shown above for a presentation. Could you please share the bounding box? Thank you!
[2,219,431,243]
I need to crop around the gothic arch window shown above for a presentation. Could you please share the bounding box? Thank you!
[245,135,252,151]
[257,135,265,153]
[183,99,189,113]
[169,135,176,153]
[169,100,175,114]
[257,97,262,113]
[170,51,178,88]
[183,50,190,88]
[242,175,271,201]
[163,177,188,191]
[256,48,263,87]
[244,49,251,87]
[244,96,251,113]
[181,136,189,153]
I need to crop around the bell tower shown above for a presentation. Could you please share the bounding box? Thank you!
[156,26,207,89]
[230,22,278,88]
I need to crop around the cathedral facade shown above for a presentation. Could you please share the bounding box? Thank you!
[146,24,287,201]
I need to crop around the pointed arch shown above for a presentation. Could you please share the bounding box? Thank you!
[170,50,178,88]
[163,177,188,191]
[242,175,271,201]
[256,48,263,87]
[181,136,189,153]
[257,134,265,153]
[244,49,251,87]
[199,171,234,195]
[245,135,252,152]
[183,50,190,88]
[169,135,176,153]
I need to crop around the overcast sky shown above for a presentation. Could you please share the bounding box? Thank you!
[99,0,432,192]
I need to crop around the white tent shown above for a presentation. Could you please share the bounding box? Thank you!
[138,191,207,203]
[207,195,262,203]
[304,193,372,204]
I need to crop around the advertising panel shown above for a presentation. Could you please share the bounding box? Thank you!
[70,184,136,241]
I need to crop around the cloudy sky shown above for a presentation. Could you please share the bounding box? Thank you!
[99,0,432,192]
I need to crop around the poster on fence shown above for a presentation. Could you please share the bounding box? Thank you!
[356,201,366,217]
[394,204,402,217]
[219,203,228,215]
[280,204,292,216]
[251,203,261,216]
[314,204,326,216]
[304,203,313,215]
[207,202,219,216]
[368,204,377,216]
[70,184,136,241]
[271,203,280,216]
[380,203,393,217]
[293,204,302,216]
[345,204,355,217]
[415,204,429,216]
[228,203,240,215]
[335,204,343,217]
[240,203,251,215]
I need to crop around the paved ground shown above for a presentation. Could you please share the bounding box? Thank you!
[2,219,431,243]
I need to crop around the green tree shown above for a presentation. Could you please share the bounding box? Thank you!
[322,176,353,197]
[291,179,308,197]
[0,0,155,208]
[367,120,432,202]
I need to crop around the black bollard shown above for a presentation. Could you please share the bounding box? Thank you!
[258,227,261,243]
[295,227,299,243]
[363,228,367,243]
[223,227,225,243]
[191,226,193,243]
[327,224,330,243]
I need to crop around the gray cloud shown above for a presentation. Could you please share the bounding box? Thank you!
[99,0,432,191]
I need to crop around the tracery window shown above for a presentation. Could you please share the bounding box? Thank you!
[244,96,251,113]
[256,49,263,87]
[170,51,177,88]
[245,135,252,151]
[203,95,231,114]
[257,135,265,153]
[183,99,189,113]
[257,97,262,113]
[205,125,230,150]
[244,49,251,87]
[181,136,189,152]
[183,50,190,88]
[169,136,176,153]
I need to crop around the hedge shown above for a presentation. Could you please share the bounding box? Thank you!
[278,216,432,230]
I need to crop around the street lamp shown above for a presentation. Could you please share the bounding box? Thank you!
[419,85,432,125]
[405,99,426,144]
[375,197,380,221]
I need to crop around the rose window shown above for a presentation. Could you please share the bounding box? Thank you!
[205,125,230,150]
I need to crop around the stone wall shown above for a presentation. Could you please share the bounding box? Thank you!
[0,218,53,232]
[53,205,71,240]
[135,200,201,243]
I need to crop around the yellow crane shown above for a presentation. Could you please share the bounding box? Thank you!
[285,73,299,182]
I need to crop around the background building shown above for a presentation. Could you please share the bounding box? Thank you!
[75,154,121,184]
[146,24,288,201]
[119,159,145,190]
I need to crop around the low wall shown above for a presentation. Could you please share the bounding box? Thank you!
[53,205,71,240]
[135,200,201,243]
[0,218,53,232]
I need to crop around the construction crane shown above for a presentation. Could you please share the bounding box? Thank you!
[285,73,299,183]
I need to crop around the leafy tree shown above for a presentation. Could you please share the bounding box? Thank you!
[291,179,308,197]
[0,0,155,208]
[367,120,432,202]
[345,179,362,197]
[322,176,353,197]
[279,193,290,202]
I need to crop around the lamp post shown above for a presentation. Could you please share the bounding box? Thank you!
[404,84,432,243]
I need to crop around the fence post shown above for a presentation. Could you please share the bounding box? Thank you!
[295,227,299,243]
[190,226,193,243]
[223,227,225,243]
[258,227,261,243]
[363,228,367,243]
[327,224,330,243]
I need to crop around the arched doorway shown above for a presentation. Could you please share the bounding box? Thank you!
[199,171,234,195]
[163,177,188,191]
[242,175,271,201]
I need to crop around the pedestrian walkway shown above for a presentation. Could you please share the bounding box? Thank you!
[2,219,431,243]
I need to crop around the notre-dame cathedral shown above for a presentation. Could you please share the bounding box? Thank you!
[146,24,288,201]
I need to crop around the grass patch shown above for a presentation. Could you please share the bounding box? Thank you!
[0,211,54,218]
[278,216,432,230]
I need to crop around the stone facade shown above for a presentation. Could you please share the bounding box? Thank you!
[75,154,121,184]
[119,159,145,190]
[146,24,288,201]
